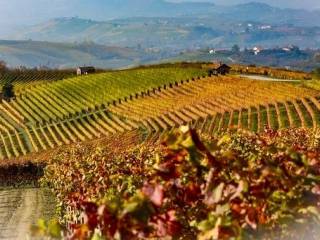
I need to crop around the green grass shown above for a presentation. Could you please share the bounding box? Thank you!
[250,107,258,132]
[240,109,249,129]
[231,111,239,127]
[213,113,222,132]
[307,99,320,125]
[221,112,231,130]
[296,100,313,127]
[278,103,290,128]
[287,102,302,127]
[259,106,268,130]
[268,105,279,130]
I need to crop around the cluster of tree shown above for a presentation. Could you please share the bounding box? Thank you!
[0,60,8,73]
[0,61,14,101]
[2,83,15,101]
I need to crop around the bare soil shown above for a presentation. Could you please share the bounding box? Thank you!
[0,187,56,240]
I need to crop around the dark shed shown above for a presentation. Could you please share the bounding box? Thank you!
[77,66,96,75]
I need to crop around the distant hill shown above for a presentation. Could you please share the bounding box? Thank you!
[0,40,159,69]
[222,3,320,27]
[2,1,320,70]
[1,39,319,71]
[2,1,320,32]
[7,16,320,49]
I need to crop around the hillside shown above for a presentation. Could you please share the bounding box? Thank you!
[2,1,320,70]
[0,66,206,162]
[170,48,320,72]
[2,17,320,69]
[0,64,319,163]
[0,64,318,239]
[1,1,320,31]
[7,16,320,50]
[0,40,156,69]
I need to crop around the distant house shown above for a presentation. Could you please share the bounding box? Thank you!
[253,46,263,55]
[77,66,96,75]
[216,64,231,75]
[208,63,231,76]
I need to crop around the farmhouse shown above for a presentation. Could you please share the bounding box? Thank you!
[216,64,231,75]
[77,66,96,75]
[208,63,231,76]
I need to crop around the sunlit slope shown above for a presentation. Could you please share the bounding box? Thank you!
[0,69,319,161]
[17,67,206,124]
[108,76,320,136]
[0,70,74,94]
[304,79,320,91]
[0,67,206,161]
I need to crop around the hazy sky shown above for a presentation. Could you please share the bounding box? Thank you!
[172,0,320,9]
[0,0,319,27]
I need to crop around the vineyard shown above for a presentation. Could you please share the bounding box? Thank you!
[0,69,75,94]
[35,127,320,239]
[0,64,318,239]
[0,65,319,162]
[305,79,320,91]
[0,67,206,162]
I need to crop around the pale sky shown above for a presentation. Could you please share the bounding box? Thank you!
[171,0,320,10]
[0,0,319,27]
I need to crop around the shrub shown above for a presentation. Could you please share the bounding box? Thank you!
[33,127,320,239]
[2,82,15,101]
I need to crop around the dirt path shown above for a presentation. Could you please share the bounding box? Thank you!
[239,74,301,82]
[0,187,56,240]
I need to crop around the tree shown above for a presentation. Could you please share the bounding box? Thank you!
[0,60,7,73]
[231,44,240,53]
[2,83,15,101]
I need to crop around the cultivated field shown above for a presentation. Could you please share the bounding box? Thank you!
[0,65,319,162]
[0,69,75,94]
[0,67,206,161]
[0,64,319,239]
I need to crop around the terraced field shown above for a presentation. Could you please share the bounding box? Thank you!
[0,67,206,161]
[305,79,320,91]
[0,70,74,95]
[109,76,320,141]
[0,67,319,162]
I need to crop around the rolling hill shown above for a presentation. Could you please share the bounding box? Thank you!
[0,40,159,69]
[2,2,320,69]
[0,63,318,162]
[1,1,320,30]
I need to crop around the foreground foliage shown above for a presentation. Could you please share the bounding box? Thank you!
[35,127,320,239]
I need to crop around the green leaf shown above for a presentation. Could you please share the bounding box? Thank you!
[218,135,231,146]
[123,201,140,213]
[36,219,47,231]
[181,136,195,149]
[48,219,62,238]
